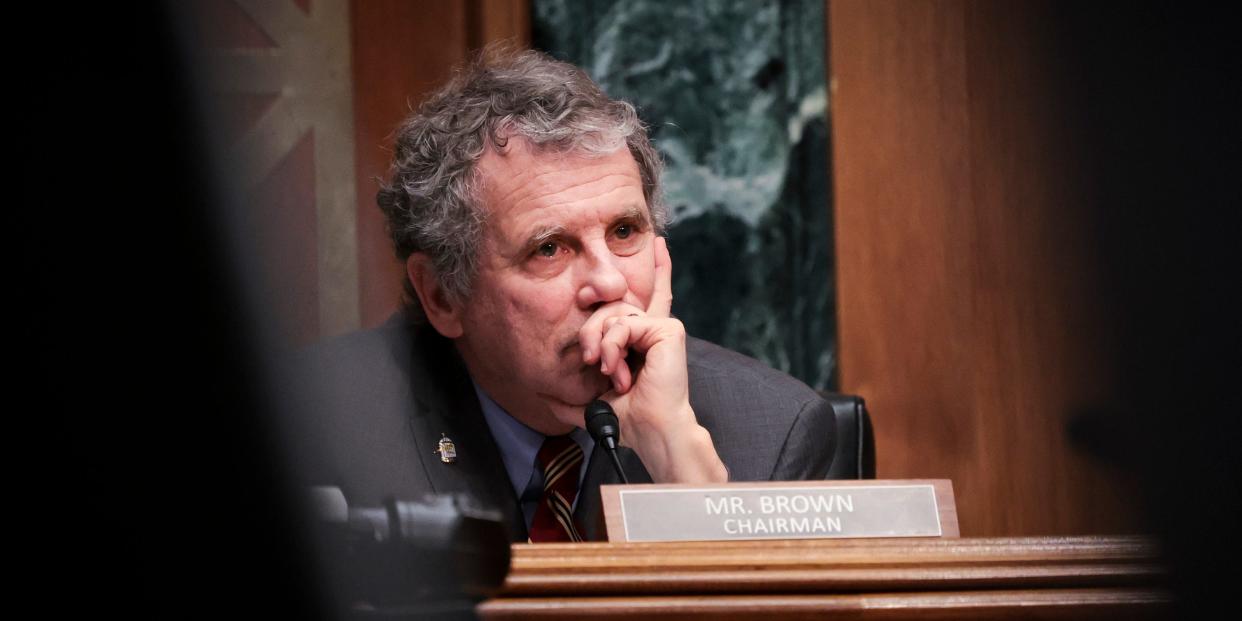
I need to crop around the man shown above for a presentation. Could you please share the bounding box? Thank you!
[298,50,836,542]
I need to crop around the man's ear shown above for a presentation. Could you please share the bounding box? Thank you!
[406,253,464,338]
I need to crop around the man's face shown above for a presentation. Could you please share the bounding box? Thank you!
[453,138,657,434]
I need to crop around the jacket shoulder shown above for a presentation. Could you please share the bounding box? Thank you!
[285,316,440,502]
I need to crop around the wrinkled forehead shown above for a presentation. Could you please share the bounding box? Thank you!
[474,137,649,227]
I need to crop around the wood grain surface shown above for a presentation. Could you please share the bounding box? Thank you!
[829,0,1136,537]
[481,536,1168,619]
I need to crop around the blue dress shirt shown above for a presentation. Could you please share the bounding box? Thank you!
[473,383,595,528]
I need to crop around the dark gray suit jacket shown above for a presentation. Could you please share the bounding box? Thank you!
[291,314,836,541]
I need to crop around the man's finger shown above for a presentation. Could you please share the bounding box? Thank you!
[600,321,631,378]
[608,314,683,357]
[579,302,644,363]
[612,351,632,393]
[647,236,673,318]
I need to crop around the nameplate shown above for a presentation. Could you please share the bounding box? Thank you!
[600,479,957,542]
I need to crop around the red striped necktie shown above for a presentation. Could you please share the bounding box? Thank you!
[527,435,584,542]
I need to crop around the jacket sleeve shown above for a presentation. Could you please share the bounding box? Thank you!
[768,395,837,480]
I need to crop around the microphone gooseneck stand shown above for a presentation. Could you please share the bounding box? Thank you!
[585,400,629,484]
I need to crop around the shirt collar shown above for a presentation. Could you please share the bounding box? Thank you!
[472,383,595,498]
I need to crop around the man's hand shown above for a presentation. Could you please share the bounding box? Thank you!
[578,237,728,484]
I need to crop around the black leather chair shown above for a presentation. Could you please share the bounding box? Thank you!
[820,394,875,479]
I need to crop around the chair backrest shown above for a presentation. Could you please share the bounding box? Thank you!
[820,394,876,480]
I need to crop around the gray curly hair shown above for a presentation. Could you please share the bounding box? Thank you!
[377,48,668,322]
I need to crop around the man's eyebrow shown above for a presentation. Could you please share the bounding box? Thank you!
[616,204,651,226]
[523,224,566,249]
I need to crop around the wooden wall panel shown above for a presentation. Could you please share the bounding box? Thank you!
[351,1,469,328]
[829,0,1136,536]
[469,0,532,50]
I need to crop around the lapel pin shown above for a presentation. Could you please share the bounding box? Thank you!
[436,433,457,464]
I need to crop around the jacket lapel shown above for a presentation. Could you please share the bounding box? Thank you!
[403,322,529,541]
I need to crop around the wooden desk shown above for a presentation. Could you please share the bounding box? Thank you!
[479,536,1169,619]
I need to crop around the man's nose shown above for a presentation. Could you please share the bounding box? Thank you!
[576,244,628,309]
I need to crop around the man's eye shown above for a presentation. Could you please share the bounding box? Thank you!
[536,242,558,257]
[615,224,632,239]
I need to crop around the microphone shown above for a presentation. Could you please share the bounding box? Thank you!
[585,400,629,484]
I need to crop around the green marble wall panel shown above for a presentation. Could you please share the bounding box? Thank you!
[533,0,836,390]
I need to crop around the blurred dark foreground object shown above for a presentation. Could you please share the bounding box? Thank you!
[18,4,514,619]
[310,489,511,621]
